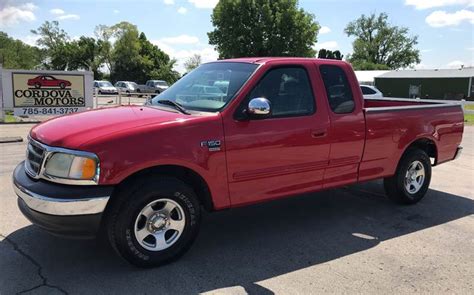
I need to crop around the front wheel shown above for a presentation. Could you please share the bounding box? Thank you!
[106,177,201,267]
[384,148,432,205]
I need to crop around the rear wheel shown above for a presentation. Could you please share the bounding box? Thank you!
[384,148,431,205]
[106,176,201,267]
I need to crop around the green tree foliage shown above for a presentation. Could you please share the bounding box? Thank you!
[208,0,320,58]
[318,49,344,60]
[184,54,202,72]
[345,13,420,70]
[66,37,105,78]
[138,32,180,83]
[103,22,179,83]
[0,32,44,69]
[31,21,71,70]
[31,21,178,83]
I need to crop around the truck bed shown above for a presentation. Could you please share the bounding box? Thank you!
[359,97,464,182]
[364,97,462,110]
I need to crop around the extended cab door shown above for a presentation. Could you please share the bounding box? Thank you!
[318,64,366,188]
[223,63,331,206]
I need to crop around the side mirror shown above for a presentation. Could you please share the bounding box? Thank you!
[247,97,271,118]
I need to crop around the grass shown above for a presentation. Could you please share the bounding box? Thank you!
[464,104,474,111]
[465,113,474,125]
[1,112,18,123]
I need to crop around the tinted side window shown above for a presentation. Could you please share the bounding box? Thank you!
[361,86,376,95]
[248,67,315,117]
[320,65,355,114]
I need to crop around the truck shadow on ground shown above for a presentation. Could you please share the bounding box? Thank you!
[1,180,473,294]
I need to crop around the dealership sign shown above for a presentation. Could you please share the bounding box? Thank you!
[1,69,93,116]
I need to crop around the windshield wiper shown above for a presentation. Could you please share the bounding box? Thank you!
[156,99,190,115]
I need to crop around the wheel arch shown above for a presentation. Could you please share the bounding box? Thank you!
[400,137,438,165]
[113,164,214,211]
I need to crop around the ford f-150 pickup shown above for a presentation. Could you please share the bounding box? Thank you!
[13,58,464,267]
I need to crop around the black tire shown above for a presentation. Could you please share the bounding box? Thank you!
[384,148,432,205]
[59,82,66,89]
[106,176,201,267]
[34,82,41,89]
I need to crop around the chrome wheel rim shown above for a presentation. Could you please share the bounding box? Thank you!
[404,160,425,194]
[134,198,185,251]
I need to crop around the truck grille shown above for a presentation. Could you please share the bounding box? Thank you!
[25,139,46,177]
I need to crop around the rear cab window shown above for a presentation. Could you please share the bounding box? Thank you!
[319,65,355,114]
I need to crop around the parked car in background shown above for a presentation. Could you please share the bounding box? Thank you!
[28,75,71,89]
[93,80,118,95]
[137,80,169,94]
[114,81,139,94]
[361,85,383,99]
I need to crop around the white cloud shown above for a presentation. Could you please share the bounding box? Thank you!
[319,26,331,34]
[447,60,466,68]
[152,39,218,73]
[58,14,80,21]
[163,0,175,5]
[113,9,120,14]
[414,63,429,69]
[19,35,40,46]
[177,7,187,14]
[159,34,199,45]
[426,9,474,27]
[188,0,218,9]
[405,0,474,10]
[50,8,65,15]
[313,41,339,50]
[0,2,37,28]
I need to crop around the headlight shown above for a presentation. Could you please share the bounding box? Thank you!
[44,152,98,181]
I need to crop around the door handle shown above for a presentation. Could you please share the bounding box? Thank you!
[311,129,328,138]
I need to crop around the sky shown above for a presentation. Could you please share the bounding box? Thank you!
[1,0,473,73]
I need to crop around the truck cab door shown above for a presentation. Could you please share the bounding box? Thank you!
[223,64,331,206]
[318,64,366,188]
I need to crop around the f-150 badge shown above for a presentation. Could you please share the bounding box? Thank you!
[200,140,221,151]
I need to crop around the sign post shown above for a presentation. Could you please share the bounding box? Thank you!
[0,64,4,122]
[2,69,93,117]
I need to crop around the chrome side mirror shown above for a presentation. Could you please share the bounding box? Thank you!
[247,97,271,117]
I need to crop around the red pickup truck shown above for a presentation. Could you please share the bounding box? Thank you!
[13,58,464,267]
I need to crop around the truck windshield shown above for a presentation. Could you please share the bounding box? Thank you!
[151,62,258,112]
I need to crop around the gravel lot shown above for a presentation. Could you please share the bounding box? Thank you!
[0,124,472,294]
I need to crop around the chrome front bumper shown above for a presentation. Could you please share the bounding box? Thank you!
[14,182,110,216]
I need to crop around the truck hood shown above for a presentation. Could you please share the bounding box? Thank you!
[30,106,191,149]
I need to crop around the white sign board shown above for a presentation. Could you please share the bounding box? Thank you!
[1,69,93,116]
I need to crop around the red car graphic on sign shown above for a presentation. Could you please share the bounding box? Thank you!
[27,75,72,89]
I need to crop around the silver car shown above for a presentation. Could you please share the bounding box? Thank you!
[115,81,139,94]
[93,80,118,95]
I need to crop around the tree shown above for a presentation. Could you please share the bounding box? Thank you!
[99,22,179,83]
[69,37,105,79]
[184,54,202,72]
[345,13,420,69]
[208,0,320,58]
[31,21,71,70]
[138,32,180,83]
[0,32,44,69]
[318,49,344,60]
